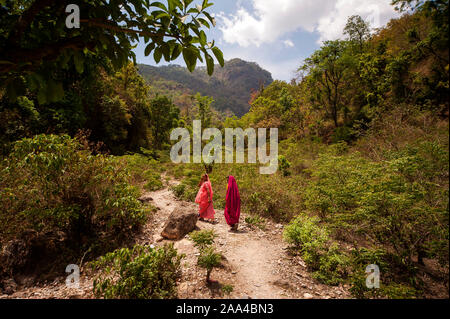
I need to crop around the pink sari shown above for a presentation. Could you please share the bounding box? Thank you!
[224,176,240,226]
[195,175,215,219]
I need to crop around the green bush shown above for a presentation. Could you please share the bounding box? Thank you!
[190,230,216,249]
[172,183,186,198]
[283,215,348,284]
[143,170,163,191]
[305,143,449,266]
[0,134,147,273]
[171,181,198,202]
[189,229,222,282]
[197,246,222,282]
[331,126,354,143]
[278,155,291,176]
[91,244,183,299]
[313,244,349,285]
[120,153,162,184]
[222,284,234,295]
[245,215,266,230]
[300,140,449,295]
[283,215,329,252]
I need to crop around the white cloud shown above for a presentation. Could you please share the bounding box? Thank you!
[218,0,400,46]
[283,39,295,48]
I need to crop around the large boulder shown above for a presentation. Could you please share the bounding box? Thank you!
[161,207,198,240]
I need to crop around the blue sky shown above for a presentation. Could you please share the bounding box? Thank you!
[134,0,400,81]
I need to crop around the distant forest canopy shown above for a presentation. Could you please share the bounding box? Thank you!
[138,58,273,117]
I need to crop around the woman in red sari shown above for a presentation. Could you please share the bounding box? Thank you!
[195,174,215,222]
[224,175,241,231]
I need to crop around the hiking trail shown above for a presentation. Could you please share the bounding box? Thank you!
[3,178,350,299]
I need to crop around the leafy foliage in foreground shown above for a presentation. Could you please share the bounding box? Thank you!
[91,244,183,299]
[189,229,221,282]
[283,137,449,298]
[0,134,147,274]
[190,230,216,249]
[1,0,223,103]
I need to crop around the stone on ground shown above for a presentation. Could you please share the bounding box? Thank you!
[161,206,198,240]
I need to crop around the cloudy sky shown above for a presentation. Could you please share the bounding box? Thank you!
[135,0,401,81]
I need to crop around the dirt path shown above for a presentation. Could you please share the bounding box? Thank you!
[3,179,350,299]
[140,181,350,299]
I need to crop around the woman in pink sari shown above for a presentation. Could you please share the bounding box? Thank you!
[195,174,215,222]
[224,175,241,231]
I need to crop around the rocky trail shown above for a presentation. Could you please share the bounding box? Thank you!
[2,178,350,299]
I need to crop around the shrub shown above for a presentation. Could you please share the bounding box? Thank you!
[91,244,183,299]
[222,284,234,295]
[197,246,222,283]
[120,153,161,184]
[171,181,198,202]
[0,134,147,274]
[278,155,291,176]
[302,140,448,295]
[283,215,329,252]
[283,215,348,285]
[313,244,349,285]
[245,186,296,222]
[189,229,222,283]
[143,170,163,191]
[172,183,186,198]
[190,230,216,249]
[331,126,354,143]
[245,215,266,230]
[305,143,449,266]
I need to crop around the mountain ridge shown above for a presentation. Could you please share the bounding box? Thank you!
[138,58,273,116]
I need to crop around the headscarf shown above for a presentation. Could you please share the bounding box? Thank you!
[224,175,240,225]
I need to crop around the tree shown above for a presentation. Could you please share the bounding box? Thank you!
[149,95,179,149]
[344,15,371,51]
[0,0,224,103]
[299,41,352,128]
[195,93,213,128]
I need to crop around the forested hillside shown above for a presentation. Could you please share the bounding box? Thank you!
[0,0,448,300]
[138,58,273,116]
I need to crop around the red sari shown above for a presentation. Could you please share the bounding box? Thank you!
[195,175,215,219]
[224,176,240,226]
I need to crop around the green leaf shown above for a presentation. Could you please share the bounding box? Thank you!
[161,43,171,62]
[205,52,214,76]
[199,30,207,46]
[171,44,182,60]
[211,47,224,67]
[182,47,197,72]
[151,2,168,11]
[197,18,210,29]
[144,43,155,56]
[154,47,163,63]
